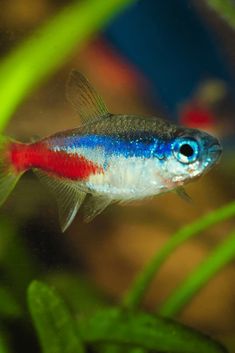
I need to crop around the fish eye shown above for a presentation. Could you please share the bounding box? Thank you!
[173,138,199,164]
[179,144,194,157]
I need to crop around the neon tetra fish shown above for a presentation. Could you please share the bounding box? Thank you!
[0,71,222,231]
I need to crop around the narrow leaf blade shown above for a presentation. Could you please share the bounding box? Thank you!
[123,200,235,309]
[0,331,12,353]
[159,229,235,317]
[28,280,84,353]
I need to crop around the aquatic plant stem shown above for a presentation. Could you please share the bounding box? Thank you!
[123,200,235,309]
[0,0,135,132]
[159,229,235,317]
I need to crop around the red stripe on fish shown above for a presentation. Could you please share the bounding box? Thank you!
[9,142,103,180]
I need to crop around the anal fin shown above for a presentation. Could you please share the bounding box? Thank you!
[82,194,111,222]
[34,170,86,232]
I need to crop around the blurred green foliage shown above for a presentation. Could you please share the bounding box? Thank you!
[124,201,235,310]
[159,229,235,317]
[0,0,234,352]
[1,202,234,352]
[0,0,135,132]
[0,331,12,353]
[206,0,235,28]
[27,281,226,353]
[28,281,85,353]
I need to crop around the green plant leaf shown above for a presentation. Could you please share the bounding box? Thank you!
[103,345,145,353]
[206,0,235,28]
[45,272,106,315]
[0,0,135,132]
[0,331,12,353]
[123,200,235,309]
[159,229,235,317]
[105,345,146,353]
[28,280,84,353]
[79,308,227,353]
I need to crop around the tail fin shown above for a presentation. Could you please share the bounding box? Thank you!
[0,136,23,206]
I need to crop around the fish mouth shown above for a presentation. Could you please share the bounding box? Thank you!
[209,143,222,159]
[209,143,222,152]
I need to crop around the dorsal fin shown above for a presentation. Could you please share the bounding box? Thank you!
[34,170,86,232]
[82,194,111,222]
[66,70,109,124]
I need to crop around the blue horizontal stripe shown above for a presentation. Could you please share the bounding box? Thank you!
[54,134,172,160]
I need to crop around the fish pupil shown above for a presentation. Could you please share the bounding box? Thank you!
[179,144,194,157]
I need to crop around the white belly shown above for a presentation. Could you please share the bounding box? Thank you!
[84,156,166,200]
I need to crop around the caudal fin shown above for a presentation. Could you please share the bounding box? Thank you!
[0,136,22,206]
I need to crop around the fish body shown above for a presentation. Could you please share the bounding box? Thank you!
[0,71,222,231]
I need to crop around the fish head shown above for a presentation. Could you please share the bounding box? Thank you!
[156,128,222,188]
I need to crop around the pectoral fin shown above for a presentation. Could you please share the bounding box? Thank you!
[82,194,111,222]
[34,170,86,232]
[176,187,192,203]
[66,70,109,124]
